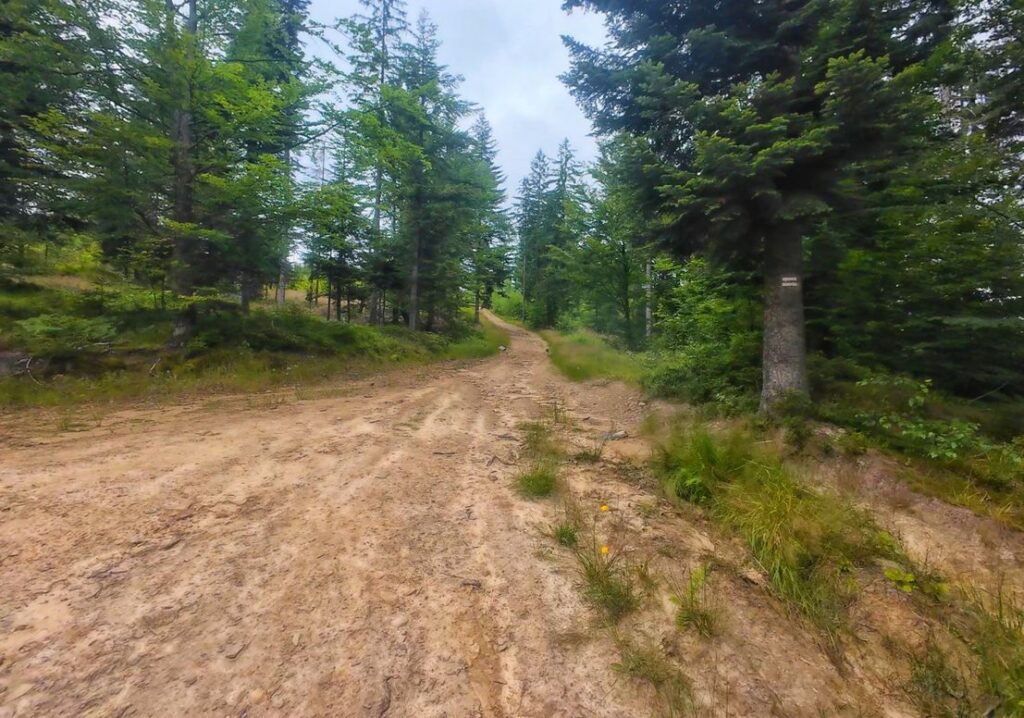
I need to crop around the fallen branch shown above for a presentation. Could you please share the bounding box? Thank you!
[487,454,514,467]
[24,356,41,385]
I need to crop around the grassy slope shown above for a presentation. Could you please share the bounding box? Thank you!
[0,276,509,408]
[539,329,643,384]
[534,324,1024,531]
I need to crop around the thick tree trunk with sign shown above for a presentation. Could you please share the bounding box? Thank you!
[760,227,810,412]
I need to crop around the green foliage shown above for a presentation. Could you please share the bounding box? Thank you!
[552,522,579,548]
[490,284,525,321]
[519,421,562,463]
[812,363,1024,521]
[440,317,509,360]
[958,587,1024,716]
[905,635,974,718]
[0,277,509,407]
[516,141,590,328]
[2,0,510,338]
[884,567,919,594]
[513,421,562,499]
[643,258,761,408]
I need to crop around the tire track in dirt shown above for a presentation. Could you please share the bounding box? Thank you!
[0,313,650,717]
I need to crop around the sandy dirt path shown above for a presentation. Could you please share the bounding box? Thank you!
[0,313,653,718]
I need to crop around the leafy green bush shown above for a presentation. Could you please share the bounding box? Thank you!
[848,376,986,461]
[815,368,1024,495]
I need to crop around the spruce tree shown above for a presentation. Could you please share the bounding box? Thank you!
[562,0,955,410]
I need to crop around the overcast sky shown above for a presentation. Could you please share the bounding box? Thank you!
[306,0,608,198]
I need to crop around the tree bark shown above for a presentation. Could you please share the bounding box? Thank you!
[760,226,810,412]
[168,0,197,298]
[166,0,197,346]
[618,242,633,348]
[408,239,420,330]
[645,258,653,340]
[275,266,287,305]
[240,272,260,315]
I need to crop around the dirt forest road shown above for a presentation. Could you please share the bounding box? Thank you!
[0,312,655,718]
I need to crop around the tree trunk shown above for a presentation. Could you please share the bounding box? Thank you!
[760,227,810,412]
[275,266,287,305]
[367,289,379,324]
[240,272,260,315]
[408,240,420,331]
[474,284,481,324]
[166,0,198,346]
[645,258,653,340]
[618,243,633,347]
[168,0,197,299]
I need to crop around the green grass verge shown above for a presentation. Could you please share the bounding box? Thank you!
[540,329,643,384]
[652,421,943,656]
[0,277,509,408]
[441,315,509,360]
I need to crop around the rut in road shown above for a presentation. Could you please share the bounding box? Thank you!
[0,312,655,717]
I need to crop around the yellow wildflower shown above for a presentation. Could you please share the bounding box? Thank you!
[599,504,609,512]
[600,545,610,555]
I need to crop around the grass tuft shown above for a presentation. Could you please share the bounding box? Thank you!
[552,521,579,547]
[576,540,641,622]
[514,421,562,499]
[957,584,1024,714]
[613,638,692,717]
[673,562,718,638]
[904,634,974,717]
[516,465,559,498]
